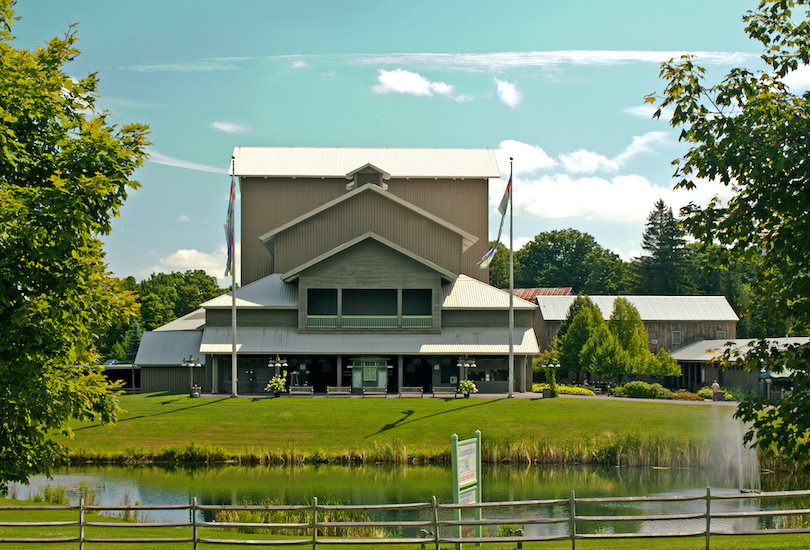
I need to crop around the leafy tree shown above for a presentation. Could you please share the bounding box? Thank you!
[0,3,149,492]
[516,229,627,292]
[609,297,651,374]
[487,241,512,289]
[557,297,602,382]
[647,349,680,378]
[582,331,632,380]
[648,0,810,470]
[137,270,225,330]
[636,200,695,295]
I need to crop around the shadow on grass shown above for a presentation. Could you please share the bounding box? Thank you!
[73,398,231,432]
[369,399,504,436]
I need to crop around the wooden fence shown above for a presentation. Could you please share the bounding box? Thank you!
[1,488,810,548]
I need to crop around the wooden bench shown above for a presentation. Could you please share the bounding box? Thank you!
[432,386,457,398]
[327,386,352,397]
[398,386,424,398]
[362,387,388,397]
[289,386,314,397]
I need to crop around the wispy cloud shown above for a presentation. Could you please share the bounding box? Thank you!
[559,150,618,173]
[178,215,191,222]
[371,68,470,101]
[494,78,522,107]
[211,121,252,134]
[148,149,229,174]
[149,244,240,286]
[493,140,557,175]
[123,57,252,72]
[292,60,308,69]
[354,50,756,72]
[613,131,670,164]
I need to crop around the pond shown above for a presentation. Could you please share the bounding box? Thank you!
[14,462,803,536]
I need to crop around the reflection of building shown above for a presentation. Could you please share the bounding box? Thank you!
[135,148,539,394]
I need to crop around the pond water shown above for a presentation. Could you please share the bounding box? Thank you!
[14,463,804,536]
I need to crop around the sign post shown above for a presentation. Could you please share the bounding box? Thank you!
[451,430,482,549]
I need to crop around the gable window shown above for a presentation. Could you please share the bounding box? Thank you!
[672,331,682,345]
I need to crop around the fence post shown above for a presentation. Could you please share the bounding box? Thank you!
[705,486,711,550]
[432,496,441,550]
[312,496,318,550]
[79,497,85,550]
[569,490,576,550]
[192,497,198,550]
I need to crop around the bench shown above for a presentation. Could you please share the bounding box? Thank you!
[362,387,388,397]
[398,386,424,398]
[289,386,314,397]
[432,386,458,398]
[327,386,352,397]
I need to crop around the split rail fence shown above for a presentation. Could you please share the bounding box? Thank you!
[1,488,810,548]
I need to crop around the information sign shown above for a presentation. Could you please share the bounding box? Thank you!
[451,430,482,549]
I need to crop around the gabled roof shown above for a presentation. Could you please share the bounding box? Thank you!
[442,275,537,310]
[345,162,390,180]
[201,274,298,309]
[232,147,501,179]
[282,232,458,283]
[669,337,809,363]
[153,308,206,331]
[536,295,739,322]
[259,183,478,253]
[135,331,205,366]
[513,287,573,300]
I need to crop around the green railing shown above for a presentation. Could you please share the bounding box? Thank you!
[342,315,398,328]
[307,315,338,328]
[402,315,432,328]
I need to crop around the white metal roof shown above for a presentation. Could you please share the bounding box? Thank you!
[669,337,809,362]
[201,274,298,309]
[232,147,501,179]
[200,326,539,355]
[442,275,537,310]
[135,331,205,366]
[153,308,206,331]
[536,295,739,322]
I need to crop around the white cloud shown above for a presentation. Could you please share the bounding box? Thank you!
[123,57,252,72]
[371,68,468,100]
[178,215,191,222]
[151,244,241,287]
[292,60,308,69]
[614,131,670,164]
[510,172,736,224]
[148,149,229,174]
[559,150,618,173]
[783,64,810,91]
[354,50,755,72]
[623,104,674,120]
[493,140,556,176]
[211,121,252,135]
[494,78,522,107]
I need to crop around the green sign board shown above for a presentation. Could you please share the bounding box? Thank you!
[451,430,482,548]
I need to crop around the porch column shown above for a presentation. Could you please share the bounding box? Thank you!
[212,356,219,394]
[398,355,403,390]
[337,355,342,386]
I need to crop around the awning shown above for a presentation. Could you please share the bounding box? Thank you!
[200,327,539,355]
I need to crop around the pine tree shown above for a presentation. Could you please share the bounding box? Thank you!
[638,200,695,295]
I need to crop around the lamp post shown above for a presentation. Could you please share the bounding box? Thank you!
[182,356,202,397]
[456,356,476,381]
[268,355,288,378]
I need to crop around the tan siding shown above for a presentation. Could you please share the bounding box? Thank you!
[240,176,490,285]
[274,192,462,274]
[141,366,197,393]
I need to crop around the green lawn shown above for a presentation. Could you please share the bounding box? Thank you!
[60,393,733,460]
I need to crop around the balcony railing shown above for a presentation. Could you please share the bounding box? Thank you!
[341,315,398,328]
[307,315,338,328]
[402,315,432,328]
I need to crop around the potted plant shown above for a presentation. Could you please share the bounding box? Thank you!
[458,379,478,398]
[266,373,287,397]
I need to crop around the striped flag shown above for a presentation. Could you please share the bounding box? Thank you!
[224,176,236,277]
[477,175,511,268]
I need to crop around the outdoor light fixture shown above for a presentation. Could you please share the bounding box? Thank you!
[456,356,476,369]
[268,355,288,376]
[182,356,202,397]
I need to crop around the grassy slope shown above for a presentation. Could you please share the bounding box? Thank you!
[61,393,732,457]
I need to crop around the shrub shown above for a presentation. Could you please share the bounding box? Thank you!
[557,385,596,396]
[621,381,673,400]
[458,380,478,395]
[673,390,703,401]
[697,386,735,400]
[30,484,69,505]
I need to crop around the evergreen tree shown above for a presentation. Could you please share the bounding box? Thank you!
[124,319,141,363]
[637,200,695,295]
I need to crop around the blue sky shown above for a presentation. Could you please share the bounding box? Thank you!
[11,0,793,287]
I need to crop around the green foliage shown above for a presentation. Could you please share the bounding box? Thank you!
[30,484,69,505]
[137,270,227,330]
[487,241,512,289]
[647,349,681,377]
[457,379,478,395]
[556,385,596,396]
[636,200,695,295]
[609,297,651,374]
[673,390,703,401]
[0,3,149,492]
[620,381,674,400]
[649,0,810,471]
[697,386,734,401]
[544,365,559,397]
[558,296,602,379]
[265,373,287,394]
[123,318,141,363]
[515,228,628,293]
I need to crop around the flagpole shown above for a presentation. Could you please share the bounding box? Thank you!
[508,157,514,398]
[230,155,238,398]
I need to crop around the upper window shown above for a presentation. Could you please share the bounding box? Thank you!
[716,330,727,340]
[672,331,682,345]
